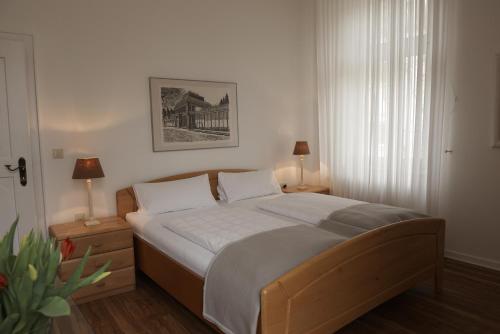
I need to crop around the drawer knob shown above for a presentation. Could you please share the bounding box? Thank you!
[93,243,103,248]
[96,282,106,288]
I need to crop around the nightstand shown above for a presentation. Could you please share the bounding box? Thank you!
[49,216,135,304]
[282,185,330,195]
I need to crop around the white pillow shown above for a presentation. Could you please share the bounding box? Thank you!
[218,169,282,203]
[216,184,228,201]
[133,174,217,214]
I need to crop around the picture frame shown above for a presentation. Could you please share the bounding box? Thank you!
[149,77,239,152]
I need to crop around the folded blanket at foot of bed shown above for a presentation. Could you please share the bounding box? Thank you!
[318,203,428,237]
[203,225,346,334]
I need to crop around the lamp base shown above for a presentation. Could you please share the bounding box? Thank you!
[297,184,308,190]
[84,219,100,227]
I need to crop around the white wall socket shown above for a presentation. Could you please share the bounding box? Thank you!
[52,148,64,159]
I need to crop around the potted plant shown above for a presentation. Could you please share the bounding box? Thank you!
[0,218,110,333]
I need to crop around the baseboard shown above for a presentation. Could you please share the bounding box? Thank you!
[445,250,500,271]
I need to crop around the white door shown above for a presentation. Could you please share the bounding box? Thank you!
[0,33,45,241]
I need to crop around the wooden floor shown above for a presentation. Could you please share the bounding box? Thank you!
[79,259,500,334]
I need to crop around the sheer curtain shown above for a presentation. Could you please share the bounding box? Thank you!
[317,0,447,213]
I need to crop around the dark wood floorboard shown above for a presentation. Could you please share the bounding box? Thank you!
[79,259,500,333]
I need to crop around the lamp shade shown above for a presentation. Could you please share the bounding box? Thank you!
[72,158,105,179]
[293,141,310,155]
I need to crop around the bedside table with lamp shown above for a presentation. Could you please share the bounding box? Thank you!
[286,141,330,195]
[49,157,135,304]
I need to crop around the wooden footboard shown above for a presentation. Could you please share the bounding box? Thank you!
[260,218,445,334]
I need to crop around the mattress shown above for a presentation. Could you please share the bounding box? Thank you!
[159,206,295,253]
[126,193,359,277]
[256,192,365,224]
[126,195,302,277]
[127,209,215,277]
[219,194,307,224]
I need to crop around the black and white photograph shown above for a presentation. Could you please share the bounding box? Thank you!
[149,78,239,151]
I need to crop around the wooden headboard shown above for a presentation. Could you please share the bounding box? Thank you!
[116,169,252,219]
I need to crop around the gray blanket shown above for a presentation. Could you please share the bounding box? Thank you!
[203,225,346,334]
[318,203,428,237]
[204,203,427,334]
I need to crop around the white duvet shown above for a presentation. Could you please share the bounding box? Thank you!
[160,206,295,254]
[257,192,365,225]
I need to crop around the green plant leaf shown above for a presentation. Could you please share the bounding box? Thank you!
[30,277,47,310]
[91,271,111,284]
[12,316,27,334]
[75,261,111,291]
[59,246,92,297]
[6,255,16,276]
[0,217,18,274]
[16,272,33,315]
[29,316,51,334]
[0,216,18,254]
[37,296,70,317]
[0,313,19,333]
[19,231,32,251]
[12,243,30,278]
[2,289,15,315]
[45,243,60,284]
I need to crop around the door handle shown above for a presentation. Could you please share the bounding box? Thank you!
[4,157,27,186]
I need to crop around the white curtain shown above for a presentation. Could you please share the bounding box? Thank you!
[317,0,448,213]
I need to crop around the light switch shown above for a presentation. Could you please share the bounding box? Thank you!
[52,148,64,159]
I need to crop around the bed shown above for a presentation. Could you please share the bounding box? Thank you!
[116,169,445,334]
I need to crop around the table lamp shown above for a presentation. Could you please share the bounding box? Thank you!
[293,141,310,190]
[72,157,105,226]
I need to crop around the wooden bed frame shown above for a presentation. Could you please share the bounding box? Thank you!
[116,169,445,334]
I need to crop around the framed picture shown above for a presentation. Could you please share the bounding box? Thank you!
[149,77,239,152]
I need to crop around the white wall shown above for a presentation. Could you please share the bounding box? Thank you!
[2,0,498,270]
[439,0,500,269]
[0,0,319,224]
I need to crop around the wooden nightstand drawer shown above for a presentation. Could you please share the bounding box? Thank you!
[66,229,133,259]
[59,248,134,281]
[72,267,135,303]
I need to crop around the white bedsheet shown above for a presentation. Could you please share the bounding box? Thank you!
[219,194,305,224]
[126,193,361,277]
[257,192,365,225]
[126,210,215,277]
[160,206,295,253]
